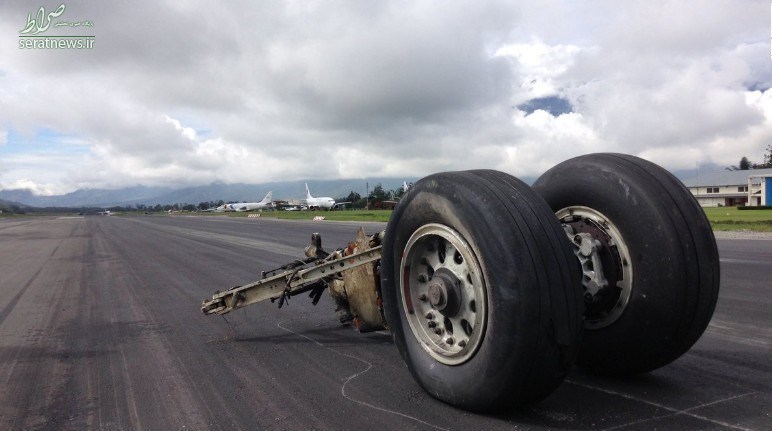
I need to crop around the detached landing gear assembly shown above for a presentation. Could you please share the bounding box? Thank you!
[201,153,720,412]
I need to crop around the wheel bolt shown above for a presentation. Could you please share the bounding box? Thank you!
[434,328,444,335]
[457,340,466,348]
[446,337,454,345]
[428,321,437,328]
[419,294,428,302]
[424,312,434,319]
[418,274,428,283]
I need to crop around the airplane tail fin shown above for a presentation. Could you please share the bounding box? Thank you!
[305,183,313,200]
[261,191,272,204]
[403,181,409,191]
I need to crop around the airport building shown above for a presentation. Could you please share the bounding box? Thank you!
[681,168,772,207]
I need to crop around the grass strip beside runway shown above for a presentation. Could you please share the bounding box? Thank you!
[702,207,772,232]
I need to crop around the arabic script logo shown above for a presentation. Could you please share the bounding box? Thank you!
[20,4,66,35]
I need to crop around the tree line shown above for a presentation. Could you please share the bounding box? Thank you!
[727,144,772,170]
[337,182,412,209]
[0,183,413,215]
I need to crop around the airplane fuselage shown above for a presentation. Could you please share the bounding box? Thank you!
[305,183,336,210]
[216,202,271,212]
[215,192,273,212]
[306,197,336,210]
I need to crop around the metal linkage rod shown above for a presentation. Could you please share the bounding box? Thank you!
[201,245,382,315]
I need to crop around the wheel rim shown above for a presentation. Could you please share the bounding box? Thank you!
[556,206,634,329]
[400,224,487,365]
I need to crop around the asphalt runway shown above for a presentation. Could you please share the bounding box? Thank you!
[0,215,769,430]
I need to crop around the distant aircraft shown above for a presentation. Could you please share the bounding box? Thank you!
[214,191,273,212]
[98,210,112,216]
[305,183,336,210]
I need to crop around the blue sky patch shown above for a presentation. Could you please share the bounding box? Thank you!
[517,96,573,116]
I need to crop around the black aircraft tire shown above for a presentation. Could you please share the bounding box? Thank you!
[380,170,583,411]
[532,153,720,375]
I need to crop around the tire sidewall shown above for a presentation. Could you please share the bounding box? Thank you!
[533,154,713,374]
[382,172,549,409]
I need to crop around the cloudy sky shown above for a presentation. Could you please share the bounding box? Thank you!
[1,0,770,195]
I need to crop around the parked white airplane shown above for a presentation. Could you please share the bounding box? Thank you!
[305,183,336,210]
[215,191,273,212]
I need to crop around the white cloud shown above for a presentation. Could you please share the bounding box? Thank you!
[2,179,61,196]
[0,0,770,194]
[500,110,605,174]
[495,38,584,101]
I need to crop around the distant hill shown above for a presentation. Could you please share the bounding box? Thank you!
[0,178,418,208]
[0,189,37,206]
[0,198,27,209]
[0,162,724,209]
[670,162,726,182]
[0,185,171,208]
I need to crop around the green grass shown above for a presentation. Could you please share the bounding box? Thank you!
[225,209,393,223]
[113,206,772,232]
[254,207,772,232]
[702,207,772,232]
[250,207,772,231]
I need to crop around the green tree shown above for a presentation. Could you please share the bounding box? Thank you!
[393,183,410,200]
[727,156,752,170]
[368,183,388,201]
[343,191,361,202]
[756,144,772,169]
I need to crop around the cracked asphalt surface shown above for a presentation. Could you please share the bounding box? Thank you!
[0,215,769,430]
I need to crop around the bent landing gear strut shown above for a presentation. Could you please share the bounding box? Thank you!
[201,228,387,332]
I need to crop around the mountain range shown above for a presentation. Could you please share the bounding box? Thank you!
[0,178,419,208]
[0,162,726,209]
